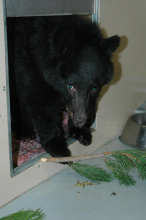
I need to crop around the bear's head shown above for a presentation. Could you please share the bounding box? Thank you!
[62,35,120,128]
[44,18,120,128]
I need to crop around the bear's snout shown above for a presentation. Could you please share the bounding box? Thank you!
[73,115,87,128]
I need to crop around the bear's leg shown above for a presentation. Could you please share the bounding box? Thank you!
[12,105,36,140]
[69,120,92,146]
[19,106,36,140]
[32,108,70,157]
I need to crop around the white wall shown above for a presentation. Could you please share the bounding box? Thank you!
[97,0,146,143]
[0,0,146,207]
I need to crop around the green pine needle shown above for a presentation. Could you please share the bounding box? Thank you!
[1,208,46,220]
[105,150,146,185]
[72,163,114,183]
[104,158,136,186]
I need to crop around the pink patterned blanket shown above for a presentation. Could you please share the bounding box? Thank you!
[18,139,46,166]
[12,138,46,167]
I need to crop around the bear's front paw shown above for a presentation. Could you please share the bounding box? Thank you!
[20,129,36,141]
[70,127,92,146]
[78,133,92,146]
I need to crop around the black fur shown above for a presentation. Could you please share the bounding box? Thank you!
[7,16,120,157]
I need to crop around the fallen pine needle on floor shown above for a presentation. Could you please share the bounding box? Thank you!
[74,180,99,188]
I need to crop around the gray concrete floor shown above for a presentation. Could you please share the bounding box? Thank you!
[0,138,146,220]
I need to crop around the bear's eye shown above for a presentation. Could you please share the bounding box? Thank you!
[92,87,97,93]
[67,84,74,91]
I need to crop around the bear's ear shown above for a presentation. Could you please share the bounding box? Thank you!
[101,35,120,54]
[53,26,78,56]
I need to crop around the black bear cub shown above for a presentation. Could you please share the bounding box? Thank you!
[8,16,120,157]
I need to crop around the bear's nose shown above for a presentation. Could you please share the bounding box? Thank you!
[74,116,86,128]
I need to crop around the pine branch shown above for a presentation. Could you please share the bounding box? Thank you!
[72,163,114,183]
[105,150,146,186]
[40,152,111,163]
[104,158,136,186]
[1,209,46,220]
[41,150,146,186]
